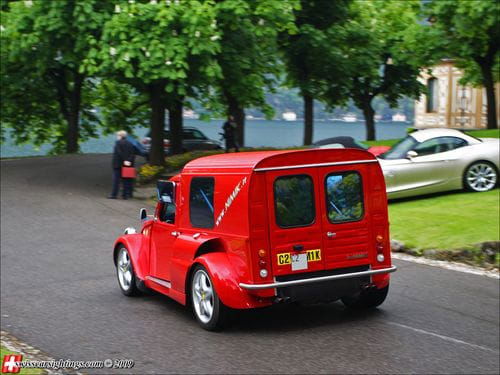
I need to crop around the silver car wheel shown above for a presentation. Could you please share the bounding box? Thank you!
[466,163,497,192]
[192,269,214,324]
[117,248,133,291]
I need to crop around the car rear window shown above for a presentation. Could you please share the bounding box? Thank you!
[325,171,364,223]
[190,177,215,228]
[274,175,315,228]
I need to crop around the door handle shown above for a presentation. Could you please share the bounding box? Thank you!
[193,233,201,239]
[327,232,336,238]
[171,231,180,237]
[293,244,304,252]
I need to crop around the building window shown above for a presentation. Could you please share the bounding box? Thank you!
[325,172,364,223]
[190,177,215,228]
[426,78,439,113]
[274,175,315,228]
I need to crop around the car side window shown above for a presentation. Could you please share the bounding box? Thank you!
[190,177,215,228]
[159,203,176,224]
[413,137,468,156]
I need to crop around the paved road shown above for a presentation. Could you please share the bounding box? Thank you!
[1,154,499,374]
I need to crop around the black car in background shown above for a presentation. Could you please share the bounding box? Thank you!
[141,127,222,154]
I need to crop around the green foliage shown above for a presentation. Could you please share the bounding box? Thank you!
[90,79,149,135]
[0,0,113,153]
[280,0,351,98]
[337,0,424,107]
[85,0,221,95]
[422,0,499,86]
[205,0,297,118]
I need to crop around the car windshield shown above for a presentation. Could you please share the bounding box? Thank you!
[379,136,418,160]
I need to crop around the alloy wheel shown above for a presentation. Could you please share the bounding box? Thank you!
[466,163,497,192]
[117,248,133,291]
[191,269,214,324]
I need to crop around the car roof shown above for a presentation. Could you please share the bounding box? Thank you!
[409,128,480,144]
[182,148,377,174]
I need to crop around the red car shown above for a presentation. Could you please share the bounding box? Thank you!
[113,149,396,330]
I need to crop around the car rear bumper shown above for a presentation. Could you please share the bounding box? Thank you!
[239,265,397,290]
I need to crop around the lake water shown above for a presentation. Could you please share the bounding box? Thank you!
[0,120,408,157]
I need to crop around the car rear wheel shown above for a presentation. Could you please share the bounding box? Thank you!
[464,161,498,192]
[191,265,228,331]
[341,285,389,309]
[116,246,140,296]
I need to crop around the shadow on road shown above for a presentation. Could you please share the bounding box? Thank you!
[141,289,386,333]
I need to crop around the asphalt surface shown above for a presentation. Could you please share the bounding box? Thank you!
[1,154,499,374]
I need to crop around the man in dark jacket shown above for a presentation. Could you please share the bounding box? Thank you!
[222,115,239,152]
[109,130,135,199]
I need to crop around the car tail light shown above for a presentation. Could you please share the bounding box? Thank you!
[376,235,385,262]
[142,138,150,145]
[163,140,170,146]
[257,249,269,278]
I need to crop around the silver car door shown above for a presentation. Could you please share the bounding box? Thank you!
[393,137,468,195]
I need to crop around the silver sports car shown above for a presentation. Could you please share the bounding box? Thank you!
[378,128,499,199]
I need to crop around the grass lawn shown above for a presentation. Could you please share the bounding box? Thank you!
[389,189,500,250]
[0,345,45,374]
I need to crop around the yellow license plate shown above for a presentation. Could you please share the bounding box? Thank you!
[277,249,321,265]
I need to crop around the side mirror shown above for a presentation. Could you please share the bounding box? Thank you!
[157,180,175,203]
[406,150,418,159]
[140,208,147,221]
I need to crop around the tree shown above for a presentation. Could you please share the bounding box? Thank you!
[328,0,423,140]
[211,0,296,147]
[0,0,113,153]
[280,0,351,145]
[424,0,499,129]
[86,0,221,165]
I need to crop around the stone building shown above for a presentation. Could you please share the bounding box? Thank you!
[414,59,500,129]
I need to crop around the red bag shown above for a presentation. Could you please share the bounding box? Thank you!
[121,166,136,178]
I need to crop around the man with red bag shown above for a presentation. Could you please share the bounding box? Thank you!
[108,130,135,200]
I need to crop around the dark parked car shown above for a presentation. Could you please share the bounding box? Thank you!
[313,136,390,156]
[141,127,221,154]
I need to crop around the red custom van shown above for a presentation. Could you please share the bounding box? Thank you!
[113,149,396,330]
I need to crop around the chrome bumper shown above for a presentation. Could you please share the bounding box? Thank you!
[239,265,397,290]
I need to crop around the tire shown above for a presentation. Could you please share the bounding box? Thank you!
[190,265,228,331]
[463,161,498,192]
[116,246,140,296]
[341,285,389,310]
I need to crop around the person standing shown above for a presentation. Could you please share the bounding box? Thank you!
[222,115,239,152]
[109,130,135,199]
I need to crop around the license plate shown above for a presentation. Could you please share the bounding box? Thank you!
[277,249,322,269]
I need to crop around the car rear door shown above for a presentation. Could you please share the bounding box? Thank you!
[317,164,372,270]
[266,168,325,276]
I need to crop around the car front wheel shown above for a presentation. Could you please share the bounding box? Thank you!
[191,265,228,331]
[464,161,498,192]
[116,246,140,296]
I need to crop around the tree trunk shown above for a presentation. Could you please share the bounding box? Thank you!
[169,98,184,155]
[65,74,83,154]
[303,94,314,145]
[362,100,376,141]
[225,91,245,147]
[148,83,166,166]
[480,63,498,129]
